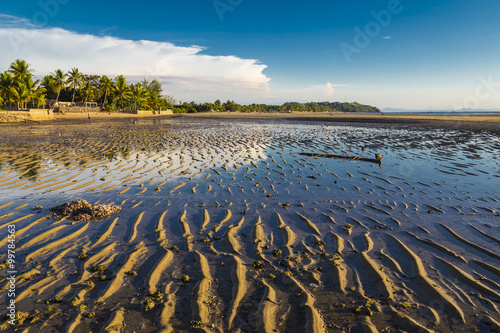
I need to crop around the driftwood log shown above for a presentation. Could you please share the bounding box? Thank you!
[299,152,382,164]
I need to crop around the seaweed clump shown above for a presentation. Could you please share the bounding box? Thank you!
[50,199,120,221]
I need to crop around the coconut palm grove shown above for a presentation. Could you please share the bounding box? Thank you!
[0,59,175,112]
[0,59,380,113]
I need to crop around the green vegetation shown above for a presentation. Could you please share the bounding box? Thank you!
[272,249,282,257]
[1,59,175,111]
[397,301,412,309]
[83,311,95,318]
[92,264,107,273]
[76,253,88,261]
[142,297,155,312]
[0,59,45,109]
[173,100,380,113]
[83,280,95,291]
[1,59,380,113]
[252,260,265,269]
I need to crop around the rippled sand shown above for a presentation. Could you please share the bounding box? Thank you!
[0,118,499,332]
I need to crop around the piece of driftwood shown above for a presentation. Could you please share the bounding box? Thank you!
[299,152,382,164]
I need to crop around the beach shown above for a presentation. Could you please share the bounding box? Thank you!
[50,111,500,133]
[0,115,499,332]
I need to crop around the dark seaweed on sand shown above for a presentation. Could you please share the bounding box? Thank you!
[49,199,120,221]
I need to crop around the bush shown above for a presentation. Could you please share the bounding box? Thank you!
[173,107,187,113]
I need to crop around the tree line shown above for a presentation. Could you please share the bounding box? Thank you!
[0,59,174,111]
[175,100,380,113]
[1,59,380,113]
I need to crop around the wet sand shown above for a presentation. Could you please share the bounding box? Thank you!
[180,111,500,133]
[49,111,500,133]
[0,117,499,332]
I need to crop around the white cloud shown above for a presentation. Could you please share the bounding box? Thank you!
[0,14,35,29]
[0,17,273,103]
[0,15,343,104]
[268,83,336,103]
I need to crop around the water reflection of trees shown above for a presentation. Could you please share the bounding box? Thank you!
[19,153,42,180]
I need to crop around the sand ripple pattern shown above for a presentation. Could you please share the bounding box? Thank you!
[0,119,499,332]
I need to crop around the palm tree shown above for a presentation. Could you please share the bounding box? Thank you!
[81,80,96,107]
[15,83,30,109]
[41,75,57,99]
[34,90,47,109]
[8,59,34,82]
[52,69,67,105]
[148,91,162,110]
[141,78,163,95]
[114,75,131,110]
[23,75,39,108]
[67,68,83,105]
[0,72,18,106]
[130,83,149,110]
[99,75,114,110]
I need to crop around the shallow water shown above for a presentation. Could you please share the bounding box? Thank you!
[0,118,499,332]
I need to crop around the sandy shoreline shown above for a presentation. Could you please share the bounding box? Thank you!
[48,111,500,133]
[181,111,500,133]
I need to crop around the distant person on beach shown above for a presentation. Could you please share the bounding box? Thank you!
[88,113,90,119]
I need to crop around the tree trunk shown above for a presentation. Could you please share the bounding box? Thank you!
[55,87,61,104]
[71,88,76,105]
[102,90,108,110]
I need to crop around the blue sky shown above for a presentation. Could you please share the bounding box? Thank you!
[1,0,499,109]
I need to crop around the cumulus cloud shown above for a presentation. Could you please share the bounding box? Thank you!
[0,16,271,102]
[269,82,336,103]
[0,14,337,103]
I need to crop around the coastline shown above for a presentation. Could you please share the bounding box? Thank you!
[2,110,498,133]
[48,111,500,133]
[178,111,500,133]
